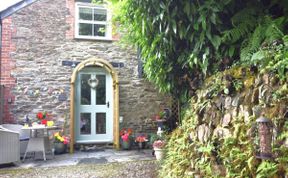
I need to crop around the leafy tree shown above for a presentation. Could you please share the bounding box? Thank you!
[112,0,288,102]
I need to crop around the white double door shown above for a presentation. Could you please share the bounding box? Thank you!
[75,67,113,143]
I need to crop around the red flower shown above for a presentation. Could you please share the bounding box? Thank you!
[127,128,133,135]
[121,133,130,142]
[135,135,147,142]
[37,112,43,120]
[41,119,47,125]
[120,128,133,142]
[120,128,133,136]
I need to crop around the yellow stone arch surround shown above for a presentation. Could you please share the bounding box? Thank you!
[69,57,119,153]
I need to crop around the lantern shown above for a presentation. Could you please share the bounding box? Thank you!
[256,116,273,159]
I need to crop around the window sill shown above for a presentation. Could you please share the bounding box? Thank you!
[74,36,117,42]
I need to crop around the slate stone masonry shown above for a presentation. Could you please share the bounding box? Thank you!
[1,0,169,134]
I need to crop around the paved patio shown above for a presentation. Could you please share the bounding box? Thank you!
[1,149,155,169]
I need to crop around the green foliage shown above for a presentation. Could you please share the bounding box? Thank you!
[109,1,288,176]
[272,83,288,101]
[250,35,288,82]
[113,0,232,97]
[219,118,256,177]
[240,17,286,62]
[222,7,258,44]
[232,79,243,92]
[111,0,288,104]
[158,68,288,177]
[256,161,278,178]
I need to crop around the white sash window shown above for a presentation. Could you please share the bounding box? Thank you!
[75,3,112,40]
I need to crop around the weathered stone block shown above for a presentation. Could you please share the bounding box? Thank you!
[222,113,231,127]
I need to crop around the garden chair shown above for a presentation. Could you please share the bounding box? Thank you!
[0,126,20,164]
[1,124,30,157]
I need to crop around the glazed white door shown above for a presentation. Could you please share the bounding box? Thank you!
[75,67,113,143]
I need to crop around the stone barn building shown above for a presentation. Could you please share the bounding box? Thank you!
[0,0,168,150]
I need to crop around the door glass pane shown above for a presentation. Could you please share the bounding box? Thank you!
[96,75,106,105]
[80,113,91,135]
[93,24,106,37]
[81,74,91,105]
[79,7,92,20]
[79,23,92,36]
[96,113,106,134]
[93,9,107,21]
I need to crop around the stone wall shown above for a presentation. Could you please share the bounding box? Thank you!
[160,66,288,177]
[1,0,169,133]
[191,70,288,144]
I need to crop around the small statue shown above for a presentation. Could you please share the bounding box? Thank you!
[25,115,30,126]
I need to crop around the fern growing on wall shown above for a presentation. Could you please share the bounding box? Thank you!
[240,16,286,63]
[222,7,258,44]
[221,5,287,62]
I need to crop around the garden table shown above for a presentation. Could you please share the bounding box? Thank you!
[22,125,59,161]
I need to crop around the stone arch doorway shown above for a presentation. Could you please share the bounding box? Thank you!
[69,58,119,153]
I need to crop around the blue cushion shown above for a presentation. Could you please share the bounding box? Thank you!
[20,137,29,141]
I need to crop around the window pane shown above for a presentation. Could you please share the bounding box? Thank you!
[94,9,107,21]
[80,113,91,135]
[79,7,92,20]
[81,74,91,105]
[96,113,106,134]
[96,75,106,105]
[79,23,92,36]
[93,24,106,37]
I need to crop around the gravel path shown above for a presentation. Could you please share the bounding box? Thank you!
[0,160,159,178]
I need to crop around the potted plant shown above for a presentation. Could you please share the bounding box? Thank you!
[153,111,166,129]
[54,131,69,154]
[135,134,148,149]
[120,128,133,150]
[36,111,51,126]
[153,139,165,160]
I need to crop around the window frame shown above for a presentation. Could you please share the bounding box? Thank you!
[75,2,112,40]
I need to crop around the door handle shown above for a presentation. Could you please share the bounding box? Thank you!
[107,101,110,108]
